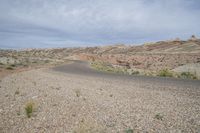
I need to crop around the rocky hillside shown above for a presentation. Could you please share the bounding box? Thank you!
[1,35,200,76]
[76,36,200,71]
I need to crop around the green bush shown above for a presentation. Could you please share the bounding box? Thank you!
[25,102,34,118]
[158,69,173,77]
[180,72,197,79]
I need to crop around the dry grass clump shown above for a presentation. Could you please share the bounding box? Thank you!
[155,113,163,120]
[15,90,20,95]
[179,72,197,79]
[25,101,35,118]
[125,128,134,133]
[91,62,139,75]
[6,66,14,70]
[158,69,173,77]
[75,89,81,97]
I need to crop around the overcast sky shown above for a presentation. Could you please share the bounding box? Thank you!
[0,0,200,48]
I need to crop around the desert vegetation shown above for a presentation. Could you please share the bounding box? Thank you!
[157,69,173,77]
[25,101,35,118]
[91,61,141,75]
[154,113,164,121]
[179,72,197,79]
[91,61,199,80]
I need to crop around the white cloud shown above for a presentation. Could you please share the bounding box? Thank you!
[0,0,200,48]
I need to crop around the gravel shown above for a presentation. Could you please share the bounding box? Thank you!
[0,68,200,132]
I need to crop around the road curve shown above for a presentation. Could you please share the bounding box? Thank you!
[53,60,200,88]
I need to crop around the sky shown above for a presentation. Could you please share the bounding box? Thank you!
[0,0,200,48]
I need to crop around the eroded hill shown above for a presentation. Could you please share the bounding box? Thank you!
[1,35,200,79]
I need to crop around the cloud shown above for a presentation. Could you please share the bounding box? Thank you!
[0,0,200,48]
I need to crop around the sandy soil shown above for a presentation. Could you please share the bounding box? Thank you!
[0,66,200,132]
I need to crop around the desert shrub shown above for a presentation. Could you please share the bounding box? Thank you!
[10,64,16,67]
[17,111,20,116]
[125,128,133,133]
[17,62,23,66]
[180,72,197,79]
[91,62,114,72]
[15,90,20,95]
[155,113,163,120]
[131,71,139,75]
[91,62,129,74]
[32,61,37,64]
[75,90,81,97]
[25,102,35,118]
[127,69,140,75]
[6,66,14,70]
[158,69,173,77]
